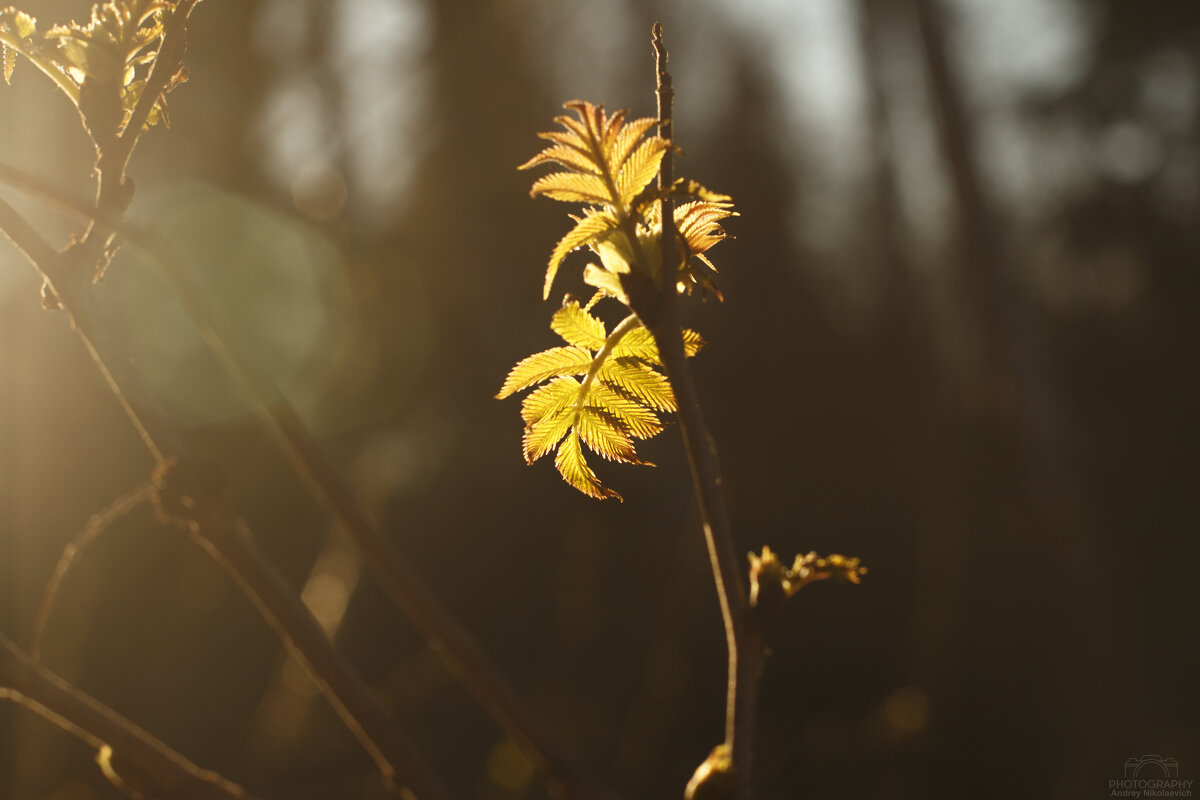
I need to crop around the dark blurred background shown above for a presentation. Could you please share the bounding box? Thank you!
[1,0,1198,798]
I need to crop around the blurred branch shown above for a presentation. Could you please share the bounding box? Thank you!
[151,458,449,800]
[0,200,446,797]
[912,0,1005,362]
[0,12,453,787]
[0,191,175,462]
[0,192,59,269]
[0,633,256,800]
[33,482,155,663]
[0,156,601,800]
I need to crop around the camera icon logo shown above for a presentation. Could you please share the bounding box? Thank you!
[1125,755,1180,778]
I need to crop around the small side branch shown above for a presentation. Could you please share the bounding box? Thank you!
[0,633,255,800]
[152,459,449,800]
[33,482,155,663]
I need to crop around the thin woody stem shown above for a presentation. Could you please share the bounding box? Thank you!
[0,633,255,800]
[0,194,172,463]
[162,491,449,800]
[649,23,762,799]
[32,483,155,663]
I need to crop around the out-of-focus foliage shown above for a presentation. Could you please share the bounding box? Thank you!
[0,1,189,130]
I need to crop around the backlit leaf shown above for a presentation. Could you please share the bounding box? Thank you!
[612,328,705,365]
[555,431,622,501]
[616,136,669,204]
[545,209,618,298]
[520,376,578,425]
[576,407,643,464]
[599,358,676,412]
[505,98,732,499]
[523,406,575,464]
[582,263,627,304]
[497,346,593,399]
[529,172,610,205]
[611,117,657,174]
[589,382,664,440]
[676,201,737,255]
[551,302,606,350]
[520,143,600,175]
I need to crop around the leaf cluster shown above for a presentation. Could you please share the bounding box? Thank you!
[499,101,735,499]
[1,1,187,131]
[518,100,736,303]
[497,301,704,500]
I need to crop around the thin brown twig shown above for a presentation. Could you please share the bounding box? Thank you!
[151,458,449,799]
[32,482,155,664]
[648,23,762,799]
[0,193,172,462]
[0,633,256,800]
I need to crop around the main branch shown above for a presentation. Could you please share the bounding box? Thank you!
[649,23,763,800]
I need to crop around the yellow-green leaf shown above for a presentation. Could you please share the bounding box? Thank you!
[523,406,575,463]
[519,143,600,175]
[674,178,733,204]
[2,45,13,84]
[497,346,593,399]
[582,263,628,304]
[599,358,676,412]
[521,103,670,217]
[520,376,579,425]
[611,117,657,173]
[551,302,606,349]
[616,136,669,204]
[676,201,737,255]
[576,406,644,464]
[544,209,619,298]
[590,382,664,440]
[612,328,705,365]
[529,171,611,205]
[555,430,621,501]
